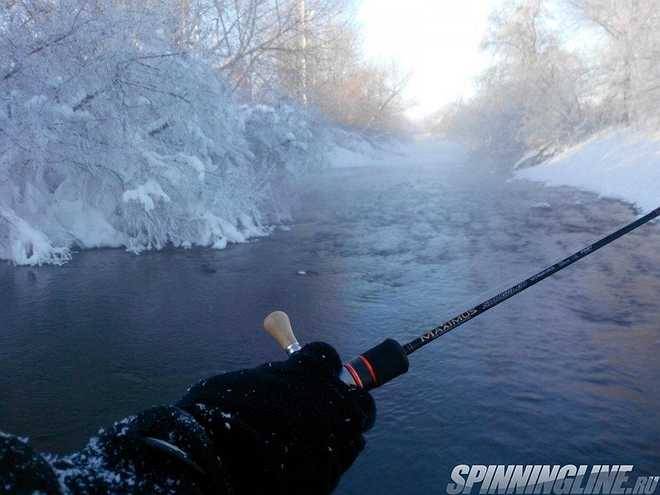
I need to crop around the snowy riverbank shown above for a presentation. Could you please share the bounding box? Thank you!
[0,95,329,266]
[516,129,659,213]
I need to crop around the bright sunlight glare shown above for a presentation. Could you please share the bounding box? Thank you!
[357,0,501,121]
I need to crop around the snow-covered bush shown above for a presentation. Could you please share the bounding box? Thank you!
[0,0,327,265]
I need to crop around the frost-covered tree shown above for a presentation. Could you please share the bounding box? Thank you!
[436,0,660,160]
[438,0,588,157]
[133,0,410,131]
[0,0,328,265]
[0,0,411,265]
[567,0,660,126]
[281,21,409,133]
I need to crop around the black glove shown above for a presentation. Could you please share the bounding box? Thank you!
[0,342,375,495]
[177,341,376,495]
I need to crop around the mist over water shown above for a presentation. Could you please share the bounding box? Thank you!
[1,160,659,494]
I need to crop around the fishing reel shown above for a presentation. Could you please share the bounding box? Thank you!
[263,311,409,392]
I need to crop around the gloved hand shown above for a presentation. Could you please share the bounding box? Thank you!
[177,341,376,495]
[0,342,375,495]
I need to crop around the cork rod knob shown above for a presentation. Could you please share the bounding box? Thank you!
[263,311,302,355]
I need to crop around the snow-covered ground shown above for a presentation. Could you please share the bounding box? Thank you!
[517,129,659,213]
[328,137,468,168]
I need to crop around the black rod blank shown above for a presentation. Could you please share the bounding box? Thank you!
[402,206,660,356]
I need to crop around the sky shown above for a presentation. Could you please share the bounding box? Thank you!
[357,0,501,121]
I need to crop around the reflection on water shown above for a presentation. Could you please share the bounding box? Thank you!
[1,162,659,494]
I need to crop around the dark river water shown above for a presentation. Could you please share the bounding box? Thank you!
[1,159,660,494]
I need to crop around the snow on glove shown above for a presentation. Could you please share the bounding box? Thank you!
[0,342,375,495]
[176,341,376,495]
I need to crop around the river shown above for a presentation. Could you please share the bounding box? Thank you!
[1,158,659,493]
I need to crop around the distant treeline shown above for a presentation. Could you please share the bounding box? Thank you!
[432,0,660,160]
[1,0,408,133]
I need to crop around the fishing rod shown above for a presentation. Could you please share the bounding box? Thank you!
[263,206,660,391]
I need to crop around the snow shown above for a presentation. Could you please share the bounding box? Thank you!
[0,1,332,266]
[53,202,123,249]
[517,128,660,213]
[0,207,71,266]
[122,180,171,212]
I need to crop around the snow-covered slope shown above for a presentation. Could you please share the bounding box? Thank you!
[516,129,659,212]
